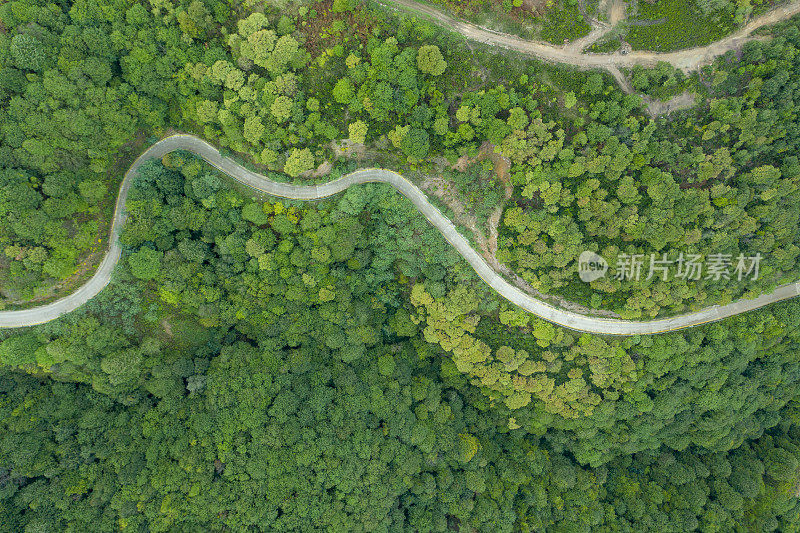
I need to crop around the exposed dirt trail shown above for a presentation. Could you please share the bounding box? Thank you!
[609,0,626,25]
[384,0,800,72]
[607,65,697,116]
[4,3,800,334]
[385,0,794,115]
[565,21,611,53]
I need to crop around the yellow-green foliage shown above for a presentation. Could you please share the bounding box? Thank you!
[410,283,489,373]
[410,284,621,417]
[457,433,480,462]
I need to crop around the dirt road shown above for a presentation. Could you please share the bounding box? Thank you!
[384,0,800,72]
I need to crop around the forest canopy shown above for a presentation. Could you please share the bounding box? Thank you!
[1,0,800,531]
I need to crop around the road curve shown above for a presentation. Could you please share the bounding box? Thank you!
[1,134,798,334]
[383,0,800,72]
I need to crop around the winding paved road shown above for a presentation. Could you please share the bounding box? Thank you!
[1,134,798,334]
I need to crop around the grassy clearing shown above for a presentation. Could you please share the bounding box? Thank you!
[750,0,782,18]
[400,0,592,44]
[538,0,593,43]
[586,36,622,53]
[625,0,735,51]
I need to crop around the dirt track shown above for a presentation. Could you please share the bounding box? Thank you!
[4,6,800,333]
[384,0,800,72]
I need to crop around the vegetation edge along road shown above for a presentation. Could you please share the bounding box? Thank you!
[382,0,800,73]
[1,134,798,335]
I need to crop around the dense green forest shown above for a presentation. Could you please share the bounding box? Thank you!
[2,0,799,316]
[2,156,800,530]
[2,0,800,530]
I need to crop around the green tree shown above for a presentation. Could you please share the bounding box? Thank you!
[333,78,355,105]
[270,95,293,123]
[242,203,268,225]
[10,33,53,72]
[401,128,430,159]
[416,45,447,76]
[284,148,315,177]
[128,247,163,280]
[348,120,368,144]
[78,180,107,205]
[243,116,265,144]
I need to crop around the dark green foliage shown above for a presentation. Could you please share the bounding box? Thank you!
[1,1,800,531]
[0,0,187,302]
[0,140,798,532]
[2,325,800,531]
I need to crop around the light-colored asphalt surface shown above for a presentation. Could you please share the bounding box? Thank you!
[384,0,800,72]
[1,134,798,334]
